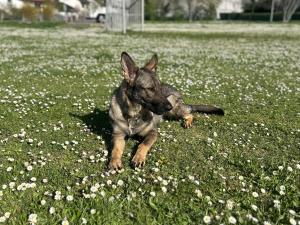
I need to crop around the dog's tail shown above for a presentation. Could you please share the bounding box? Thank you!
[189,104,224,115]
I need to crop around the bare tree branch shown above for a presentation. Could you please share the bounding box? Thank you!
[282,0,300,22]
[270,0,275,22]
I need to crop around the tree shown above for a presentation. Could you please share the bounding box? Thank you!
[145,0,171,19]
[0,10,4,22]
[43,5,55,20]
[145,0,158,19]
[282,0,300,22]
[187,0,195,21]
[186,0,220,22]
[172,0,185,19]
[143,0,221,21]
[93,0,105,6]
[243,0,276,13]
[249,0,256,19]
[20,3,38,22]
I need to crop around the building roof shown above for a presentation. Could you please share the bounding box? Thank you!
[59,0,82,10]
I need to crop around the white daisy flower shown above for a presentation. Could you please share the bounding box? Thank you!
[228,216,237,224]
[66,195,74,201]
[41,199,46,205]
[81,217,87,224]
[90,186,98,192]
[4,212,10,219]
[27,165,33,171]
[289,218,296,225]
[28,213,38,224]
[49,207,55,214]
[61,217,69,225]
[203,215,211,224]
[161,186,167,193]
[100,191,105,197]
[251,204,258,211]
[150,191,156,197]
[195,189,202,198]
[117,180,124,186]
[226,200,234,210]
[0,216,6,223]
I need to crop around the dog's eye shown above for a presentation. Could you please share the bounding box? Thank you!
[147,88,155,92]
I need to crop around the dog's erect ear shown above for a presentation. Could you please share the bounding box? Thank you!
[144,53,158,73]
[121,52,137,85]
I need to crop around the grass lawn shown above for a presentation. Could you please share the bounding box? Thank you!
[0,22,299,224]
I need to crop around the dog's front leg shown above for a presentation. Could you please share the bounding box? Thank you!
[108,134,125,170]
[132,129,157,168]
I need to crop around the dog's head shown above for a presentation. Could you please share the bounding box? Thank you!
[121,52,172,115]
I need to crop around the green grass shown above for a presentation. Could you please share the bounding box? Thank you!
[0,20,101,29]
[0,21,66,29]
[0,23,299,224]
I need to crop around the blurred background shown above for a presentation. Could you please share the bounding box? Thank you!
[0,0,299,27]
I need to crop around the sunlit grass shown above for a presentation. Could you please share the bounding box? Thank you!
[0,23,299,224]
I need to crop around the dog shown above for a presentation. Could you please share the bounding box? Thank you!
[108,52,224,170]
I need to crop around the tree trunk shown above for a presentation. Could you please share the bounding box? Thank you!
[189,11,192,22]
[187,0,193,22]
[251,0,256,20]
[0,12,4,22]
[39,9,43,22]
[282,0,300,22]
[270,0,275,22]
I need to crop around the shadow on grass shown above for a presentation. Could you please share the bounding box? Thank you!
[69,108,112,152]
[70,108,145,169]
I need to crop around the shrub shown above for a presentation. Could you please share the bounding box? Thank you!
[220,12,300,21]
[42,4,55,21]
[20,3,38,22]
[6,6,22,20]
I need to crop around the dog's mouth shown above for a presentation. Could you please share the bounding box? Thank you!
[131,92,173,115]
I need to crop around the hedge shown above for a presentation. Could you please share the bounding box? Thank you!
[220,12,300,21]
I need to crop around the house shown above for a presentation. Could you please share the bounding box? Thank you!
[216,0,244,19]
[0,0,24,13]
[59,0,82,12]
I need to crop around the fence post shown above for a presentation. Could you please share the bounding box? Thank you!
[122,0,126,34]
[141,0,144,31]
[270,0,275,22]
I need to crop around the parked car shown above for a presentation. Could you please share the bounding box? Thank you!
[87,5,105,23]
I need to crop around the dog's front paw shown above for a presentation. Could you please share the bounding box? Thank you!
[131,153,146,168]
[108,158,123,171]
[183,114,193,128]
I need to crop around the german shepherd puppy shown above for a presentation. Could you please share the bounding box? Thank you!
[108,52,224,170]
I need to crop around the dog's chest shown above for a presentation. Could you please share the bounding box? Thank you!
[128,117,144,135]
[127,110,159,135]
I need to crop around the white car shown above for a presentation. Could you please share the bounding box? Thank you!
[85,1,106,23]
[89,7,106,23]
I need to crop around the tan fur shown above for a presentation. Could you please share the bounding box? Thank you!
[183,114,193,128]
[109,135,125,169]
[131,130,157,167]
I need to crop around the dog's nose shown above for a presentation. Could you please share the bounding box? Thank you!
[165,102,173,111]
